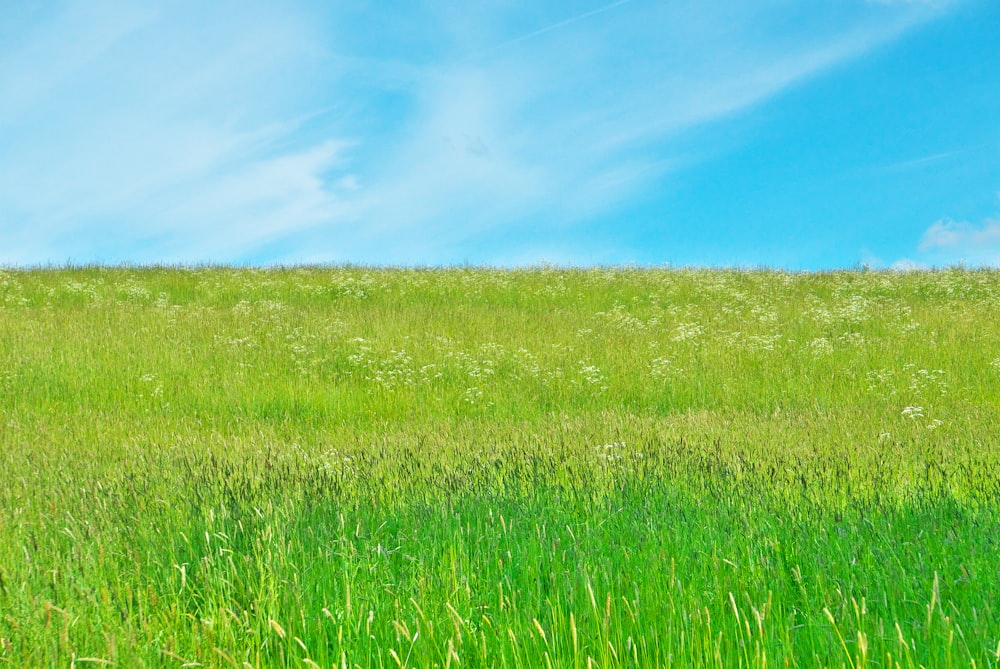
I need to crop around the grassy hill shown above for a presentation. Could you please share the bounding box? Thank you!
[1,266,999,666]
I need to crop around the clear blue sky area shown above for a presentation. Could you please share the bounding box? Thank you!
[2,0,998,268]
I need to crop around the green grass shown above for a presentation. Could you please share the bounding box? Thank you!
[1,266,999,667]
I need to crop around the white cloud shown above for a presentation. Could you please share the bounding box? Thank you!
[890,215,1000,268]
[154,140,357,258]
[918,219,1000,251]
[314,0,953,263]
[0,0,354,264]
[890,258,929,271]
[0,2,157,124]
[0,0,962,265]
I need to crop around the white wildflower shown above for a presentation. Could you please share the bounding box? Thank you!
[649,356,675,380]
[578,363,603,385]
[462,386,483,404]
[808,337,833,356]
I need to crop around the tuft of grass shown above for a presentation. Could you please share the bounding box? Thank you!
[1,266,999,666]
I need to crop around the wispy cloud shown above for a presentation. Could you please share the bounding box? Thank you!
[873,148,971,173]
[321,0,953,263]
[913,217,1000,266]
[0,0,960,265]
[919,218,1000,251]
[461,0,635,63]
[0,0,354,264]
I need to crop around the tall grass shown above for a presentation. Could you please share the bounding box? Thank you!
[1,266,999,667]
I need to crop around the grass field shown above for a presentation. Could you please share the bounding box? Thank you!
[1,266,999,667]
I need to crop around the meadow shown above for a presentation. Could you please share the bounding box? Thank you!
[1,266,999,668]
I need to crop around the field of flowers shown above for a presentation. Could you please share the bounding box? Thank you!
[1,266,999,667]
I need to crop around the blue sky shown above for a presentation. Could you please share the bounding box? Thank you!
[1,0,998,268]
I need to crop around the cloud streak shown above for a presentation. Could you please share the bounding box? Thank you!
[323,0,952,263]
[0,0,353,264]
[0,0,960,265]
